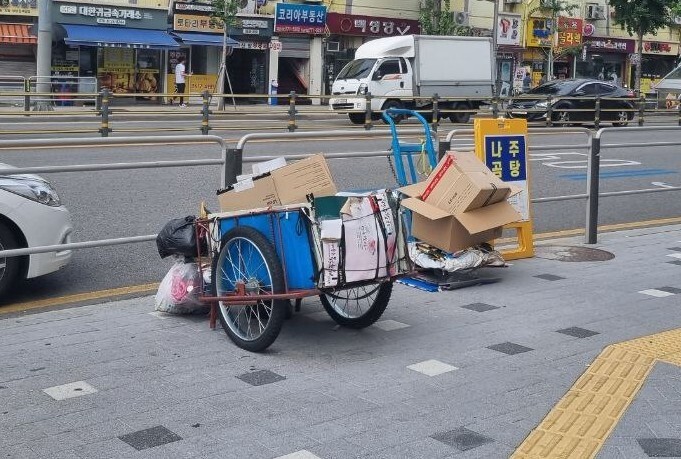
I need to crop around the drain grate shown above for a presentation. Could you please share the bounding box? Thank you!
[535,245,615,262]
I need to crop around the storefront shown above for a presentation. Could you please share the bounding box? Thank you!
[171,1,274,103]
[0,2,37,78]
[52,1,177,100]
[577,34,634,86]
[523,16,581,85]
[325,12,421,97]
[635,40,679,95]
[274,2,327,102]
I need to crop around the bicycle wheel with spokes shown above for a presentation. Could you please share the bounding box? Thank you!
[211,226,286,352]
[319,281,392,329]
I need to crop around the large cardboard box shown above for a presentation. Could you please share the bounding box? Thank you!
[400,152,521,253]
[421,151,513,214]
[218,155,337,212]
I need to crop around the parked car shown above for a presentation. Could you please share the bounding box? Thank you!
[506,78,636,126]
[0,164,73,297]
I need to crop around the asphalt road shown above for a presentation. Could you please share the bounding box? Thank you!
[2,119,681,307]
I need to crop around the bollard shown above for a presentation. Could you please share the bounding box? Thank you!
[23,79,30,114]
[546,96,553,127]
[96,93,102,113]
[594,96,601,130]
[287,91,297,132]
[364,93,373,130]
[99,88,111,137]
[431,93,439,132]
[638,94,645,126]
[201,90,211,135]
[585,136,601,244]
[491,96,499,118]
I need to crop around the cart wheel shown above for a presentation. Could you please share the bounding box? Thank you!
[211,227,286,352]
[319,281,392,329]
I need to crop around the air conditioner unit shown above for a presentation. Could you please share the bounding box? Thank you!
[237,0,256,15]
[326,41,340,52]
[452,11,470,26]
[586,4,606,20]
[674,16,681,25]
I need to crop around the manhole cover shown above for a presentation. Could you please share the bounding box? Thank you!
[535,245,615,262]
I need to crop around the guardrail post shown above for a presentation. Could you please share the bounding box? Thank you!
[98,88,111,137]
[585,136,600,244]
[364,92,373,130]
[96,92,102,113]
[287,91,297,132]
[431,93,440,132]
[546,96,553,127]
[594,96,601,130]
[677,100,681,127]
[223,147,243,188]
[23,79,30,114]
[638,95,645,126]
[201,90,211,135]
[492,95,499,118]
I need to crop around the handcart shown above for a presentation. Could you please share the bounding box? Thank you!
[193,110,438,352]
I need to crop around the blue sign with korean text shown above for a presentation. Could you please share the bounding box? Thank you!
[484,135,527,182]
[275,2,326,34]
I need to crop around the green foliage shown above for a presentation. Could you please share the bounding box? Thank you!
[608,0,672,37]
[209,0,239,29]
[531,0,578,18]
[419,0,455,35]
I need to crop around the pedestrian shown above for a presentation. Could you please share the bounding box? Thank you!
[522,72,532,92]
[174,56,191,107]
[611,71,619,86]
[597,70,604,80]
[539,73,547,85]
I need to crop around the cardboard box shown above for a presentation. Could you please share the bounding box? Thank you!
[218,155,337,212]
[421,151,513,214]
[399,152,521,253]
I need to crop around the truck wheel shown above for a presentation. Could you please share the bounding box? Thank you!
[449,103,471,123]
[382,101,405,124]
[348,113,365,125]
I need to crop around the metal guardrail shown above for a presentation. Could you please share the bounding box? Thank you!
[2,126,681,260]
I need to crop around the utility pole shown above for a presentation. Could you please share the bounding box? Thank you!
[36,0,53,110]
[489,0,500,97]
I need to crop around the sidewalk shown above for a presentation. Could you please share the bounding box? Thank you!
[2,225,681,458]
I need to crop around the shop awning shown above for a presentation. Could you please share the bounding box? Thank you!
[171,32,239,48]
[0,23,37,44]
[62,24,179,49]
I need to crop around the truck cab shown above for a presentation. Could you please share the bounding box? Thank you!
[330,57,413,123]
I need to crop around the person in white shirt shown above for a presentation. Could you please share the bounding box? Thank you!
[174,57,190,107]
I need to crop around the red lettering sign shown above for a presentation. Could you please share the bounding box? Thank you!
[326,13,420,37]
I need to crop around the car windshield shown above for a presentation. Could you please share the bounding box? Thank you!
[337,59,377,80]
[528,81,580,96]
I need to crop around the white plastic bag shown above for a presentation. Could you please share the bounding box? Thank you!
[155,260,207,314]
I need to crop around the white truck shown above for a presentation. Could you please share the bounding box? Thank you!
[329,34,494,124]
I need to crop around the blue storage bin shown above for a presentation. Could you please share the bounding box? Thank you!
[217,209,317,290]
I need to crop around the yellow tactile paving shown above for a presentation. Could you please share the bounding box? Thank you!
[512,328,681,459]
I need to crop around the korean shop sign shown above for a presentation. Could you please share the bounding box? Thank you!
[643,41,678,56]
[496,13,521,46]
[583,36,634,54]
[525,17,553,48]
[173,14,273,38]
[275,2,326,35]
[54,2,166,29]
[326,13,420,37]
[556,17,582,50]
[0,2,37,16]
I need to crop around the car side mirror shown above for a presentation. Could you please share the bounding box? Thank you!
[372,72,383,81]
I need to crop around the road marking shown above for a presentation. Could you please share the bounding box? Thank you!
[0,283,158,315]
[529,152,640,169]
[512,329,681,459]
[560,168,677,180]
[652,181,676,188]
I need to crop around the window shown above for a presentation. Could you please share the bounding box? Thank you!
[399,58,409,74]
[578,83,599,95]
[378,59,400,76]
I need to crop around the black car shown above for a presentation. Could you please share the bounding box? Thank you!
[507,78,636,126]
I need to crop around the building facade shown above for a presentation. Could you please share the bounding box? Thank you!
[0,0,38,78]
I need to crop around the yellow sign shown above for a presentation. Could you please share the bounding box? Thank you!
[0,4,38,16]
[165,73,218,101]
[525,17,552,48]
[102,48,134,71]
[474,118,534,260]
[174,14,224,33]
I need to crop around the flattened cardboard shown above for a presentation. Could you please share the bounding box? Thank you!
[217,175,280,212]
[217,155,337,212]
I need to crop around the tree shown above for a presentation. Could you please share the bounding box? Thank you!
[528,0,578,81]
[210,0,239,110]
[608,0,675,95]
[419,0,470,36]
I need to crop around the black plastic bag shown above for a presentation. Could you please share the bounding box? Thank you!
[156,216,200,259]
